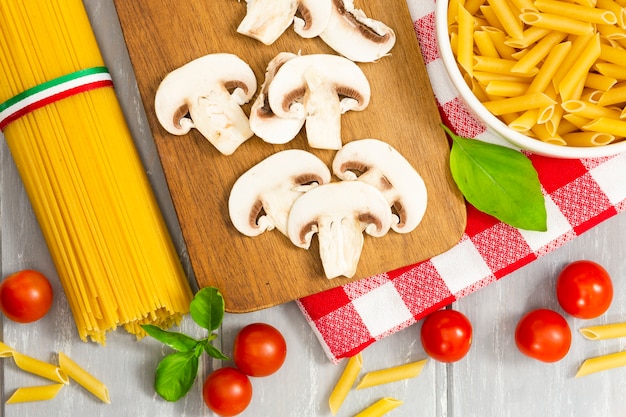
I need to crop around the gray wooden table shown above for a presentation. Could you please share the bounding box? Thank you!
[2,1,625,416]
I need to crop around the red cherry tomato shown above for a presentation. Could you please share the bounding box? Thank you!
[515,308,571,363]
[233,323,287,377]
[420,309,472,363]
[0,270,53,323]
[556,260,613,319]
[203,367,252,416]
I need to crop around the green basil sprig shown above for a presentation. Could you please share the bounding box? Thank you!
[142,286,228,402]
[443,124,547,231]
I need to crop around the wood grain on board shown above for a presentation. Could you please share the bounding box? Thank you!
[112,0,466,312]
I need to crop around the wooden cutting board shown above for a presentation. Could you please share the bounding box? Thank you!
[112,0,466,312]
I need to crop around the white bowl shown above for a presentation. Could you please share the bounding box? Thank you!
[434,0,626,159]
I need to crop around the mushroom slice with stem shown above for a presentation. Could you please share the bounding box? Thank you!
[249,52,305,144]
[319,0,396,62]
[332,139,428,234]
[267,54,370,150]
[237,0,299,45]
[293,0,332,38]
[287,181,392,279]
[229,149,331,237]
[154,53,257,156]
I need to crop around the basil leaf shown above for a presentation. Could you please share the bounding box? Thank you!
[190,287,225,331]
[141,324,199,352]
[202,340,230,361]
[154,350,200,402]
[443,125,547,231]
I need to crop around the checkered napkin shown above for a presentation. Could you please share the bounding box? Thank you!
[296,0,626,364]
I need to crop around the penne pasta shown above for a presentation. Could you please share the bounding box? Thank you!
[526,41,572,94]
[473,56,538,77]
[487,0,524,38]
[561,131,615,146]
[457,4,475,77]
[328,353,362,416]
[473,71,534,85]
[584,117,626,137]
[486,80,530,97]
[558,34,601,101]
[510,31,567,74]
[520,12,595,35]
[510,109,540,132]
[596,0,626,28]
[574,0,598,7]
[11,352,69,385]
[354,397,403,417]
[531,122,567,144]
[509,0,537,12]
[552,33,595,89]
[482,26,517,59]
[534,0,618,24]
[597,22,626,39]
[356,359,428,389]
[561,100,622,119]
[599,43,626,66]
[465,0,488,15]
[480,6,507,32]
[580,322,626,340]
[483,92,556,115]
[6,384,65,404]
[474,30,500,58]
[0,341,16,358]
[597,85,626,106]
[58,352,111,404]
[563,113,593,129]
[576,351,626,377]
[594,63,626,80]
[544,102,564,134]
[585,73,617,91]
[448,0,462,25]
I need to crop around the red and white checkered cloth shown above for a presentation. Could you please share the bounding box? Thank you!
[297,0,626,364]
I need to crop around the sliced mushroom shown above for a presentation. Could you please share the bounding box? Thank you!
[229,149,331,237]
[293,0,333,38]
[154,53,257,156]
[319,0,396,62]
[332,139,428,234]
[237,0,299,45]
[267,54,370,149]
[249,52,305,144]
[287,181,392,279]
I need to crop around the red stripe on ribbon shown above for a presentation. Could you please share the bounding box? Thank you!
[0,80,113,131]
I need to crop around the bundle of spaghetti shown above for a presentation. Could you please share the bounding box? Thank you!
[0,0,194,343]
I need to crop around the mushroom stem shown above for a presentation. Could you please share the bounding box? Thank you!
[188,89,254,155]
[237,0,299,45]
[317,216,364,279]
[303,67,342,150]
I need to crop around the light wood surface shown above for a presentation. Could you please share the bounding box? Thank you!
[1,1,625,416]
[111,0,466,312]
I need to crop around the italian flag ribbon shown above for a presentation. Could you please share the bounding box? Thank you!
[0,66,113,131]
